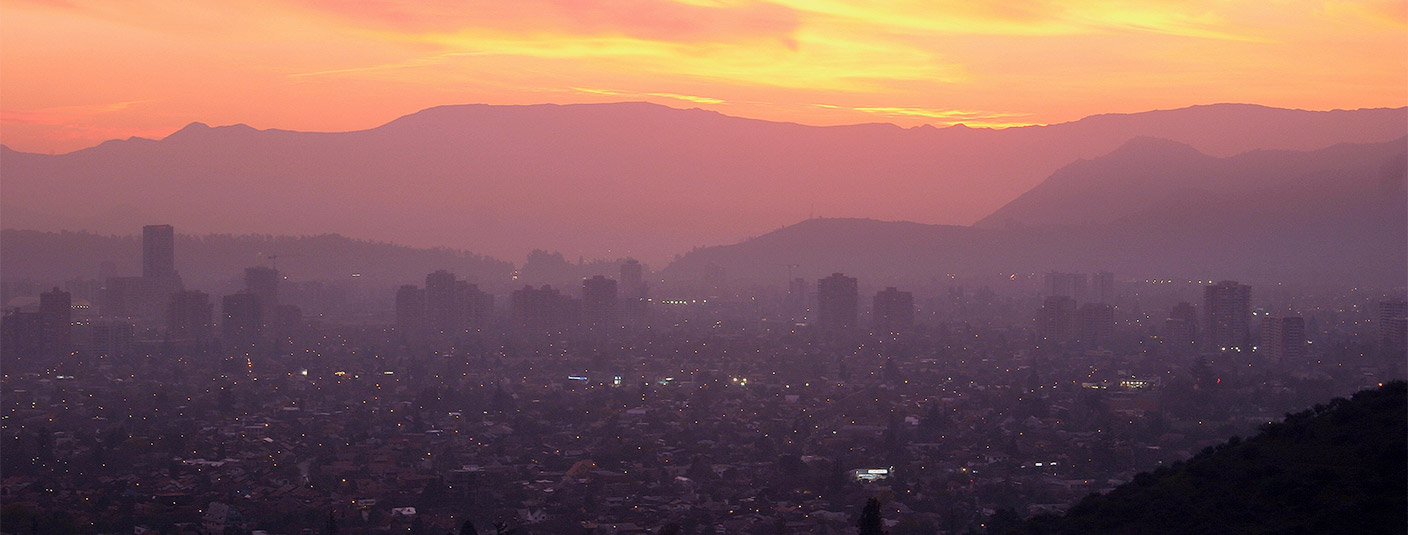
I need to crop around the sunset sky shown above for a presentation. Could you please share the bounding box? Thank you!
[2,0,1404,154]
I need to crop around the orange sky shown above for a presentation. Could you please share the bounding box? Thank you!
[2,0,1405,154]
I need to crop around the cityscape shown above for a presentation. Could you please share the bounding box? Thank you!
[2,1,1406,534]
[1,220,1404,534]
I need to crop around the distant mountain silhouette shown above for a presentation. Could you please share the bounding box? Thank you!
[978,136,1408,228]
[2,102,1403,263]
[0,229,513,292]
[992,381,1406,535]
[663,138,1407,286]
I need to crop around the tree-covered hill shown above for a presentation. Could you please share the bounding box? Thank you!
[990,381,1407,535]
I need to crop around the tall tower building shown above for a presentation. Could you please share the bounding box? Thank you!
[1165,302,1199,354]
[1262,315,1306,363]
[1039,295,1076,343]
[511,285,578,333]
[1044,272,1088,303]
[142,224,176,280]
[817,273,858,332]
[395,284,426,334]
[1380,299,1407,352]
[425,270,459,333]
[39,287,72,358]
[1077,303,1114,346]
[244,267,280,327]
[167,290,214,343]
[581,275,620,331]
[1204,281,1251,352]
[620,259,647,325]
[1091,272,1115,304]
[872,287,914,334]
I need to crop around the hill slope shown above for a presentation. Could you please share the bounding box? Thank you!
[3,102,1403,263]
[995,381,1407,535]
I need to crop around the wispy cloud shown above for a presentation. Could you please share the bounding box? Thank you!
[841,105,1036,127]
[1,99,154,125]
[570,87,725,105]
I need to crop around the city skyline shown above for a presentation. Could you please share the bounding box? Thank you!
[1,2,1404,532]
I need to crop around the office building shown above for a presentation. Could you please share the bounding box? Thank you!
[167,290,214,343]
[39,287,72,358]
[582,275,620,330]
[142,224,176,280]
[1044,272,1088,303]
[1262,315,1306,363]
[395,285,426,334]
[872,287,914,334]
[511,285,578,333]
[425,270,459,333]
[1204,281,1251,352]
[244,267,280,327]
[620,259,647,325]
[1380,299,1407,351]
[1077,303,1114,346]
[1091,271,1115,304]
[1039,295,1076,342]
[817,273,858,332]
[1165,302,1199,354]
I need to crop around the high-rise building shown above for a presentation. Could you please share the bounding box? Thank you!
[1077,303,1114,346]
[1262,315,1306,363]
[167,290,214,343]
[221,292,262,348]
[817,273,858,332]
[455,280,494,327]
[244,267,280,327]
[395,285,426,334]
[142,224,176,280]
[1044,272,1088,303]
[39,287,72,358]
[581,276,620,330]
[1204,281,1251,352]
[1039,295,1076,342]
[785,277,810,323]
[1,309,42,362]
[1380,299,1407,351]
[1091,271,1115,304]
[1165,302,1199,354]
[510,285,578,333]
[425,270,459,333]
[872,287,914,334]
[620,259,647,325]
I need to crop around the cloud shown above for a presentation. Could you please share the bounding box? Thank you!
[569,87,725,104]
[843,105,1036,127]
[1,100,154,126]
[290,0,801,44]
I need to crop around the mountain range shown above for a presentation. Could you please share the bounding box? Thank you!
[2,102,1404,265]
[664,137,1407,287]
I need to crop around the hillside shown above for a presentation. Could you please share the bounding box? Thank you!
[3,102,1403,264]
[990,381,1407,535]
[662,138,1407,286]
[978,136,1407,228]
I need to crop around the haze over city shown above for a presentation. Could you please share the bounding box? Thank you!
[1,1,1405,535]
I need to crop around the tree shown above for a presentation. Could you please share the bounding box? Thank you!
[324,511,338,535]
[459,520,478,535]
[858,497,886,535]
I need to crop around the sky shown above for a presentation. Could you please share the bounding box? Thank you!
[2,0,1405,154]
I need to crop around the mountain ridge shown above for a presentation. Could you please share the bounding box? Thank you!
[4,101,1403,264]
